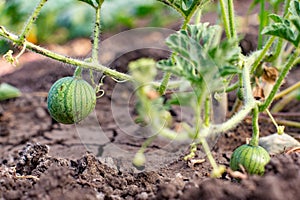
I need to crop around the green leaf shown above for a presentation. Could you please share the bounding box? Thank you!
[0,83,21,101]
[262,23,297,46]
[262,1,300,47]
[182,0,193,9]
[158,23,240,91]
[157,0,209,18]
[289,0,300,17]
[290,16,300,33]
[219,66,242,77]
[78,0,98,8]
[269,14,290,25]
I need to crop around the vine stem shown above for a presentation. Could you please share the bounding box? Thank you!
[259,48,300,111]
[227,0,237,40]
[91,2,103,63]
[271,91,297,113]
[204,97,210,127]
[257,0,265,49]
[74,66,83,78]
[199,137,220,176]
[0,27,132,81]
[219,0,231,38]
[265,109,284,134]
[274,81,300,100]
[251,36,276,73]
[19,0,47,42]
[208,61,257,137]
[249,105,259,146]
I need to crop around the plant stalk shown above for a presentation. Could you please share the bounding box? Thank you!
[257,0,265,49]
[274,81,300,100]
[73,66,83,78]
[0,27,132,81]
[251,36,276,73]
[249,105,259,146]
[219,0,231,38]
[227,0,237,40]
[199,136,219,173]
[19,0,47,41]
[209,62,257,137]
[271,91,297,113]
[204,97,210,127]
[92,2,103,63]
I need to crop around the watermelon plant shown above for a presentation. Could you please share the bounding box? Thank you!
[0,0,300,177]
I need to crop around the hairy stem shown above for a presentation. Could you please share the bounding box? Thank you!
[204,97,210,127]
[208,62,256,137]
[227,0,237,40]
[219,0,231,38]
[0,27,132,81]
[199,137,219,172]
[92,2,103,63]
[73,66,83,78]
[251,36,276,73]
[257,0,265,49]
[249,105,259,146]
[268,39,283,64]
[19,0,47,42]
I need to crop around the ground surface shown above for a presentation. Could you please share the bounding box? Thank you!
[1,1,300,199]
[0,40,299,199]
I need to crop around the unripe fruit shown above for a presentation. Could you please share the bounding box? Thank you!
[230,144,270,175]
[47,77,96,124]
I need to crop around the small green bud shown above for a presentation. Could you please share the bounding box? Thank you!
[133,152,146,167]
[277,126,285,135]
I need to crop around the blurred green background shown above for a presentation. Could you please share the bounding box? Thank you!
[0,0,179,54]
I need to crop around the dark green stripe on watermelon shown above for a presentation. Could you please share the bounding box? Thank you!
[230,144,270,175]
[47,77,96,124]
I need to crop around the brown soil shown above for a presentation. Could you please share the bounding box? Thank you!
[0,43,299,199]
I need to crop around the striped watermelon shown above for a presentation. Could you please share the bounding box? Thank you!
[230,144,270,175]
[47,77,96,124]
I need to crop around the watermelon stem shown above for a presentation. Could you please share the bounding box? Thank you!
[73,67,83,78]
[250,105,259,146]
